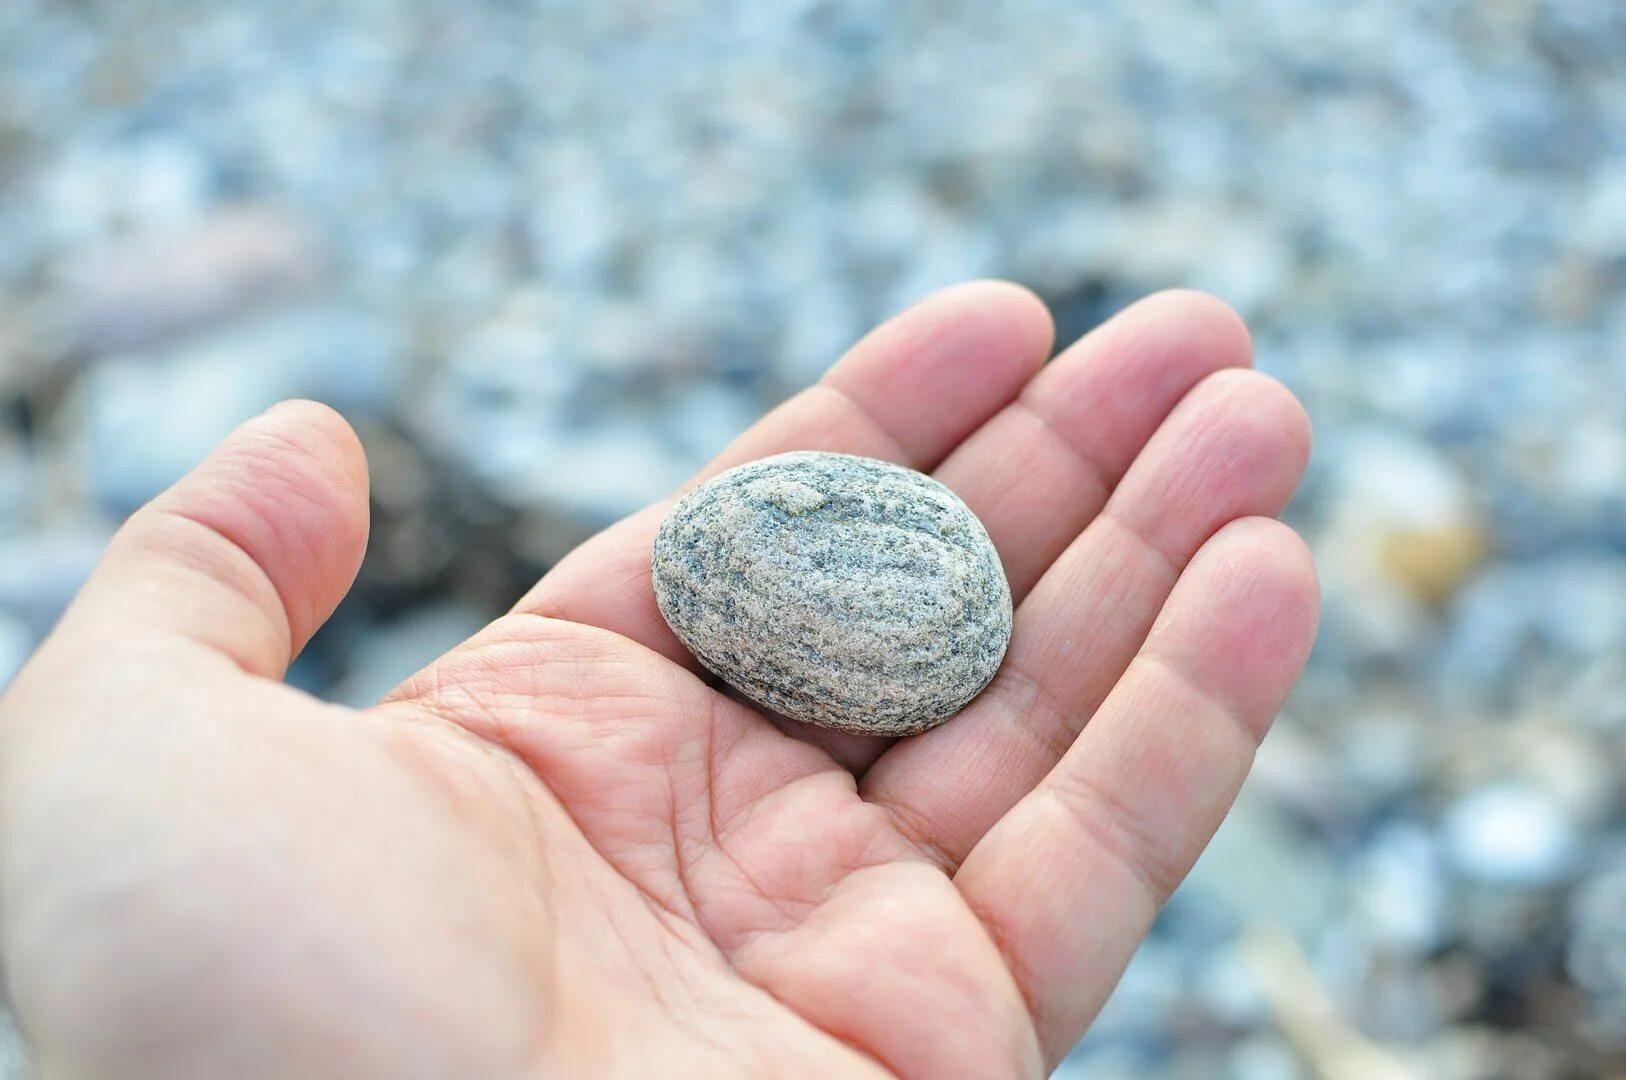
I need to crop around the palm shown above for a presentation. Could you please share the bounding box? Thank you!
[2,284,1318,1079]
[380,622,1036,1076]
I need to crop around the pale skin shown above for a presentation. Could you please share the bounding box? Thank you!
[0,283,1319,1078]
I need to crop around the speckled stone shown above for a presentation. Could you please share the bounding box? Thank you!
[651,451,1012,735]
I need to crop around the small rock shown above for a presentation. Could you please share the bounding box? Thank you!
[1379,521,1487,608]
[1441,782,1580,888]
[1321,429,1486,606]
[56,206,323,357]
[1354,821,1448,953]
[652,451,1011,735]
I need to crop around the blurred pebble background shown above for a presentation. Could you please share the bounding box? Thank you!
[2,0,1625,1076]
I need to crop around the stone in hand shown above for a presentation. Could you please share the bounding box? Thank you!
[652,451,1012,735]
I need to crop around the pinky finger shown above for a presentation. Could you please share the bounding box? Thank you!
[952,517,1319,1065]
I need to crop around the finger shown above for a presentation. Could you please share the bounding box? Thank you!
[952,517,1319,1064]
[45,400,369,680]
[936,290,1252,603]
[863,370,1310,866]
[513,280,1054,671]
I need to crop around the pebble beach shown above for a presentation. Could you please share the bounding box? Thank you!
[2,2,1624,1075]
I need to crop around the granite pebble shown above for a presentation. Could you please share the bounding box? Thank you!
[652,451,1012,735]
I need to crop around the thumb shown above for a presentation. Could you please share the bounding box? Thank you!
[53,399,370,680]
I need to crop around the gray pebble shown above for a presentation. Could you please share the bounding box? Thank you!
[652,451,1012,735]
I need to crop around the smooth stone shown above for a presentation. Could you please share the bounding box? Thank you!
[1442,782,1580,887]
[651,451,1012,735]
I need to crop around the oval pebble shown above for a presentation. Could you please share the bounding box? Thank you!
[651,451,1012,735]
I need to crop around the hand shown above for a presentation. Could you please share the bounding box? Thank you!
[0,283,1317,1079]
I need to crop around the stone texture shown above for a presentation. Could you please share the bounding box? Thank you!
[652,451,1012,735]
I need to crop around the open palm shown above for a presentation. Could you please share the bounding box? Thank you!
[0,284,1317,1079]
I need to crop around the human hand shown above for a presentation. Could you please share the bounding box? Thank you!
[0,283,1317,1078]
